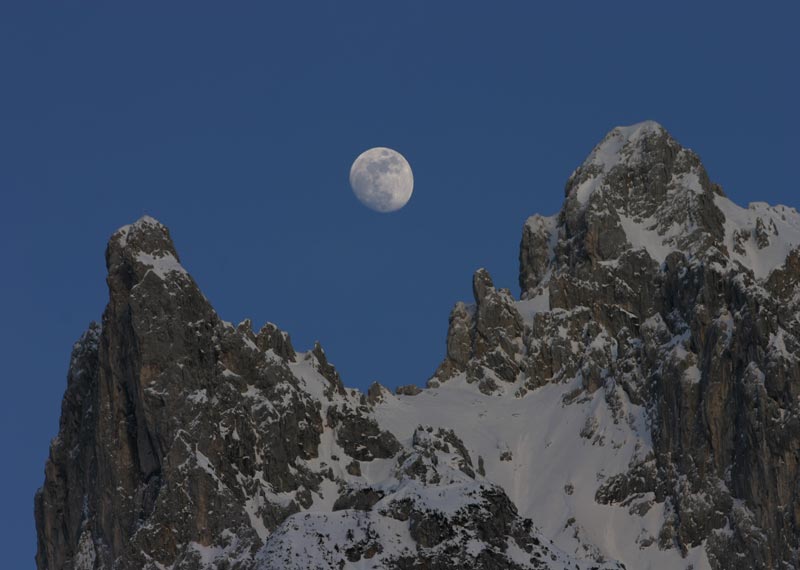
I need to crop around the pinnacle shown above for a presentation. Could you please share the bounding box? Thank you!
[472,268,495,302]
[105,215,186,286]
[108,216,177,257]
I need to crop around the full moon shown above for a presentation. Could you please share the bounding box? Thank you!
[349,147,414,213]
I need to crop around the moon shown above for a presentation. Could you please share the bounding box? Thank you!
[349,147,414,213]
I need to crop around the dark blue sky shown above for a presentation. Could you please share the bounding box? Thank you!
[1,2,798,567]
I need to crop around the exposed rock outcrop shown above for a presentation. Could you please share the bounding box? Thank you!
[431,268,525,394]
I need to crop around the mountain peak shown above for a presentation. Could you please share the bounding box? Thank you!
[111,215,176,255]
[520,122,800,302]
[566,120,687,205]
[106,215,187,286]
[581,120,667,174]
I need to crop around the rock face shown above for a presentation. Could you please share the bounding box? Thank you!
[36,218,331,569]
[430,122,800,569]
[37,123,800,570]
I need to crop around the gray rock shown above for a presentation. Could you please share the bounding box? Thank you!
[311,340,346,395]
[256,322,296,361]
[431,268,524,391]
[36,217,326,569]
[366,380,389,404]
[395,384,421,396]
[327,404,400,461]
[332,487,385,511]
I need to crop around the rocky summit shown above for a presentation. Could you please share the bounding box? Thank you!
[36,122,800,570]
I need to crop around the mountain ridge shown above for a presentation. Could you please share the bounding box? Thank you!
[36,122,800,570]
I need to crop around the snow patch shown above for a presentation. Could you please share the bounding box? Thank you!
[515,288,551,326]
[617,212,686,265]
[136,251,187,280]
[716,195,800,279]
[372,374,692,568]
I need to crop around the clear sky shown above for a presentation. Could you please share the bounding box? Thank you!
[1,2,798,567]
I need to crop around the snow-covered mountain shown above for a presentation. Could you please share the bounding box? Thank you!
[36,123,800,570]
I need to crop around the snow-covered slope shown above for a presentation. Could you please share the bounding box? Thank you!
[715,197,800,279]
[375,376,710,570]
